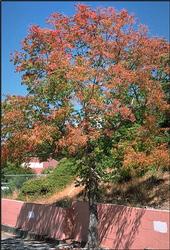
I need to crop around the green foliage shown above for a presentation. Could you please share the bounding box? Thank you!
[18,177,56,200]
[2,161,34,176]
[41,166,54,174]
[53,157,77,176]
[18,158,77,200]
[2,162,35,198]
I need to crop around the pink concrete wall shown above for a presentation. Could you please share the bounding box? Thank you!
[69,201,169,249]
[1,199,72,240]
[97,203,169,250]
[2,199,169,249]
[1,199,23,227]
[71,201,89,242]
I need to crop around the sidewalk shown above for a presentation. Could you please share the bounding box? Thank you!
[1,231,57,250]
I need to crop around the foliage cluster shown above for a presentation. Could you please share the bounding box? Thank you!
[2,161,34,175]
[18,158,76,200]
[2,162,34,197]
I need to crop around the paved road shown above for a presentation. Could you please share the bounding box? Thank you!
[1,232,57,250]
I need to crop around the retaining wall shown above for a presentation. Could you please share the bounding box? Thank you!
[1,198,169,249]
[1,199,73,240]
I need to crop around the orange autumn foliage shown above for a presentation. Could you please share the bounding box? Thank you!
[2,4,169,171]
[124,144,170,175]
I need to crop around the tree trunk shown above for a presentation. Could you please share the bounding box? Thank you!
[86,202,99,249]
[86,174,99,249]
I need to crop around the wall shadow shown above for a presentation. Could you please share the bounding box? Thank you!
[98,203,146,249]
[71,200,89,243]
[15,200,146,248]
[15,202,73,240]
[14,199,166,249]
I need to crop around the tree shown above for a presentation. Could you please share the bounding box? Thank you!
[2,4,169,249]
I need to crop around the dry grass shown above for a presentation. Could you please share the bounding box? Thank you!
[100,171,170,210]
[12,171,169,210]
[31,181,84,204]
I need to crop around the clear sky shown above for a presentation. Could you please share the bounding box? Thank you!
[2,1,170,97]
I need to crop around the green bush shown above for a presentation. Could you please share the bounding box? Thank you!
[2,162,35,198]
[19,177,56,199]
[18,158,77,200]
[9,175,33,189]
[2,161,34,176]
[42,166,54,174]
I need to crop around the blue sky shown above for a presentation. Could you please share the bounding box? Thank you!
[2,1,170,97]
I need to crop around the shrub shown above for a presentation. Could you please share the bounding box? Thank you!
[18,158,77,200]
[2,162,35,198]
[19,177,56,199]
[2,161,34,176]
[42,166,55,174]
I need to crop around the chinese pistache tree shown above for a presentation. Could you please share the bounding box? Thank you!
[2,5,169,249]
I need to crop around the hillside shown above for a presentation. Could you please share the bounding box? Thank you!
[31,171,169,210]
